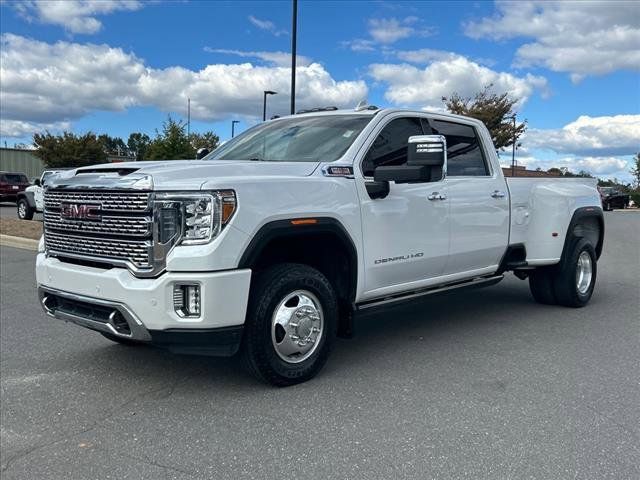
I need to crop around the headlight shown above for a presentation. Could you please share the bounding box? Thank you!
[155,191,236,245]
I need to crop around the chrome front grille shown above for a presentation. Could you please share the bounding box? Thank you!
[44,189,154,271]
[43,211,151,237]
[45,232,151,266]
[45,190,151,212]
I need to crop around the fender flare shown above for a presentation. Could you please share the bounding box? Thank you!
[16,191,36,209]
[238,217,359,302]
[560,206,604,263]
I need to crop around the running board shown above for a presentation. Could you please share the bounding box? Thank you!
[356,275,504,311]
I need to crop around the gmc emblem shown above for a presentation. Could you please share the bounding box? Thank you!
[60,202,102,221]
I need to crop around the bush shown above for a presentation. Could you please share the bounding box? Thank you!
[629,191,640,208]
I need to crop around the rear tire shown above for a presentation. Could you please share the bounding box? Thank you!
[242,263,338,387]
[100,332,142,346]
[17,199,34,220]
[529,267,557,305]
[552,238,597,308]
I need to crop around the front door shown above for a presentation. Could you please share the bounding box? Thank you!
[357,115,450,299]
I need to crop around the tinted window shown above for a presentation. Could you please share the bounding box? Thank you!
[429,120,488,176]
[362,117,423,177]
[4,174,28,183]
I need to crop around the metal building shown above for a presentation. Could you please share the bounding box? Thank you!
[0,148,45,180]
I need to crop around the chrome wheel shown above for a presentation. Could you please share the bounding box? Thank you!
[271,290,324,364]
[18,202,26,219]
[576,251,593,294]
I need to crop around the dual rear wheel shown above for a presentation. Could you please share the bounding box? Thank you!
[529,238,597,308]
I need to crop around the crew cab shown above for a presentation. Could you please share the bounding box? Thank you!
[0,171,30,203]
[36,107,604,386]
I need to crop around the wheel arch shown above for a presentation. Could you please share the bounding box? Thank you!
[16,191,36,208]
[238,217,359,306]
[561,207,604,263]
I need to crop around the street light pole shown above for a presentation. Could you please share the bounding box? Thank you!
[291,0,298,115]
[187,98,191,138]
[263,90,277,121]
[231,120,240,138]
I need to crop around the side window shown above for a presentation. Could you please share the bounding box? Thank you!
[429,119,489,176]
[362,117,423,177]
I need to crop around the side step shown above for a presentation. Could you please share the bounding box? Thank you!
[356,275,504,311]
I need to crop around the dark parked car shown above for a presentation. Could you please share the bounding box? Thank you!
[0,171,30,203]
[598,186,630,211]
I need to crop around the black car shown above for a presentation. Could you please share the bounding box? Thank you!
[598,187,630,211]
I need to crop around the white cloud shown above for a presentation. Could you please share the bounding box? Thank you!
[395,48,463,64]
[343,16,436,52]
[0,34,368,137]
[524,115,640,157]
[248,15,287,37]
[369,56,548,110]
[0,119,71,138]
[465,1,640,81]
[203,48,312,67]
[14,0,143,34]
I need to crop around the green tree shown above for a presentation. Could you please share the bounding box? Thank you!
[32,131,107,168]
[98,134,127,156]
[146,116,195,160]
[442,84,526,150]
[127,132,151,161]
[630,152,640,189]
[189,131,220,152]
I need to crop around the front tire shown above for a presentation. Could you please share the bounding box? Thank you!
[17,199,34,220]
[242,263,338,387]
[552,238,597,308]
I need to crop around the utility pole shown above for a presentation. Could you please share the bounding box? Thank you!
[187,98,191,138]
[231,120,240,138]
[511,114,516,177]
[290,0,298,115]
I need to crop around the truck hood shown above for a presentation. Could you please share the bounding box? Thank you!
[50,160,320,190]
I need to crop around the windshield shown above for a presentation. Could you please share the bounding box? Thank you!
[207,115,372,162]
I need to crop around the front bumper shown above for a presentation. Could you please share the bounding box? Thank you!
[36,254,251,355]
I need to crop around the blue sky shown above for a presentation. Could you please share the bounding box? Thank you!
[1,0,638,180]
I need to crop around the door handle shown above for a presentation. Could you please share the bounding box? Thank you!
[428,192,447,201]
[491,190,506,198]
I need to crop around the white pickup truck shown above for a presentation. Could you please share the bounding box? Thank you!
[36,107,604,386]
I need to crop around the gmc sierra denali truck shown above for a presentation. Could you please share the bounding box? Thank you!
[36,107,604,386]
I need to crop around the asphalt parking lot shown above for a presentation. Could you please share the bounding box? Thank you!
[0,203,42,221]
[1,212,638,479]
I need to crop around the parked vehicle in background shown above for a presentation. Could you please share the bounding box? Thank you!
[598,186,630,211]
[16,170,64,220]
[36,107,604,386]
[0,171,30,203]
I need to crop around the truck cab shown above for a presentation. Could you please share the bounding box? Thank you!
[35,107,604,386]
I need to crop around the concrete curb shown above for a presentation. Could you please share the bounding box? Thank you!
[0,234,39,251]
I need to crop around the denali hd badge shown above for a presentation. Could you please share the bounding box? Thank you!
[60,202,102,221]
[375,252,424,265]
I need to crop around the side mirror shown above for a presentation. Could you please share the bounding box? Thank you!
[365,180,390,200]
[407,134,446,182]
[33,178,41,186]
[407,135,446,167]
[196,148,210,160]
[374,165,431,183]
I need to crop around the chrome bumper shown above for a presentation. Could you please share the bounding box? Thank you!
[38,286,152,341]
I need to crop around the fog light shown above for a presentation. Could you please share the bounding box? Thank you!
[173,283,201,318]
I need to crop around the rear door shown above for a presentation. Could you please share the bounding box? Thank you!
[428,118,509,274]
